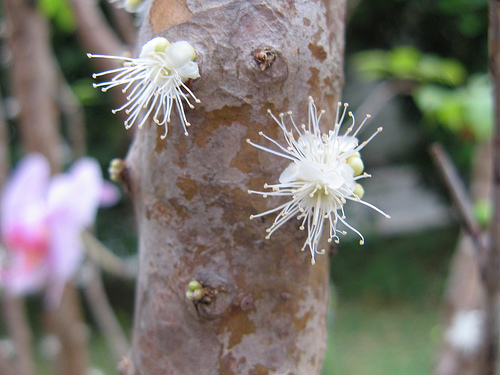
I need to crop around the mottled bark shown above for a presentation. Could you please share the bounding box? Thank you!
[126,1,345,374]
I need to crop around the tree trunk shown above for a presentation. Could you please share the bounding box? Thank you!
[126,1,346,374]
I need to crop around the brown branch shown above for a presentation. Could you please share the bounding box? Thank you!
[3,0,61,173]
[68,0,132,130]
[353,79,415,121]
[483,1,500,373]
[1,297,36,375]
[42,286,89,375]
[53,57,87,158]
[82,262,130,364]
[0,90,9,188]
[81,231,137,280]
[102,1,137,48]
[69,0,128,67]
[0,6,36,375]
[0,349,16,375]
[429,143,484,254]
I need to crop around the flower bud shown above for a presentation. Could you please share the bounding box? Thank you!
[188,280,202,291]
[347,155,364,176]
[166,41,196,68]
[108,158,125,182]
[140,37,170,58]
[354,183,364,199]
[124,0,143,12]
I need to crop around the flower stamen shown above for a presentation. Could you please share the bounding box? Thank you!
[89,37,201,138]
[247,98,390,264]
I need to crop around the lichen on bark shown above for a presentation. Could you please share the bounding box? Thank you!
[125,1,346,374]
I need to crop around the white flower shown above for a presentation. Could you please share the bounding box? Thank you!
[107,0,145,14]
[88,37,201,138]
[447,310,484,355]
[247,97,390,264]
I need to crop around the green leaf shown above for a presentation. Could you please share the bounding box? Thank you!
[38,0,76,33]
[462,74,493,141]
[388,46,421,79]
[439,59,467,86]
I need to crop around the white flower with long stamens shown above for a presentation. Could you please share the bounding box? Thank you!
[88,37,201,138]
[247,97,390,264]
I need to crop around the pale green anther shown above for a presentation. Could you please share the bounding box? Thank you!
[354,183,364,199]
[125,0,143,10]
[347,155,364,176]
[188,280,202,291]
[186,290,195,300]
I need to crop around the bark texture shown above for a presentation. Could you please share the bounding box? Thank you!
[126,1,346,374]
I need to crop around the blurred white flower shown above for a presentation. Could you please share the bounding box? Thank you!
[107,0,144,14]
[447,309,484,355]
[88,37,201,138]
[247,97,390,264]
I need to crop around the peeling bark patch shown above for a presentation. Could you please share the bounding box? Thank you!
[249,364,272,375]
[219,353,247,375]
[150,0,192,35]
[293,311,311,332]
[146,200,174,226]
[308,43,327,62]
[221,308,256,350]
[196,104,253,148]
[177,176,198,201]
[230,136,259,175]
[168,197,188,219]
[220,187,254,223]
[307,67,320,99]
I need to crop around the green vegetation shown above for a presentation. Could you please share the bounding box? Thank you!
[322,227,459,374]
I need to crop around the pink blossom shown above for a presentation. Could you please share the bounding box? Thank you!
[0,154,114,303]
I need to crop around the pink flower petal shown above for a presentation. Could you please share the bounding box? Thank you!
[1,249,48,296]
[47,158,102,227]
[47,211,84,284]
[99,181,121,207]
[1,154,50,238]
